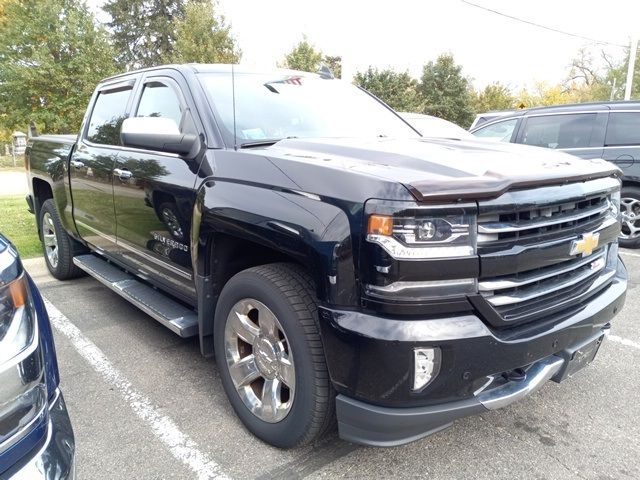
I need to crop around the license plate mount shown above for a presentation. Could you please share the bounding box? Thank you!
[552,333,605,383]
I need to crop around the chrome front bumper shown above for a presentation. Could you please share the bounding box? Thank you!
[5,390,75,480]
[337,331,608,447]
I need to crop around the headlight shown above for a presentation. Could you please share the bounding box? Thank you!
[0,275,35,364]
[610,188,620,220]
[366,201,477,259]
[0,265,46,453]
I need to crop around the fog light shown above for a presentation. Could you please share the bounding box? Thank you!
[413,347,441,391]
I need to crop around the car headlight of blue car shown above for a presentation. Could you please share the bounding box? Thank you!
[0,236,75,479]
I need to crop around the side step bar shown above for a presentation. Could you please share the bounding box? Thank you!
[73,254,198,338]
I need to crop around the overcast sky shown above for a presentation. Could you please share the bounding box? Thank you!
[89,0,640,90]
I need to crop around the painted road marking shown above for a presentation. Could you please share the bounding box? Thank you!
[44,298,230,480]
[609,334,640,351]
[619,250,640,258]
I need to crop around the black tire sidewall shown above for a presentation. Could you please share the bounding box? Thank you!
[214,269,320,448]
[39,199,77,279]
[620,186,640,248]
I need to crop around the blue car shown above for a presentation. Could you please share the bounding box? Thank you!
[0,235,75,479]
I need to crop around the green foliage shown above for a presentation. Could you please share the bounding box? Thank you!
[323,55,342,79]
[171,0,241,64]
[103,0,195,69]
[418,54,475,127]
[282,37,323,72]
[0,0,117,134]
[353,67,422,112]
[472,83,515,113]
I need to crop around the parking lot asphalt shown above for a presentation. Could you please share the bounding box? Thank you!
[25,251,640,480]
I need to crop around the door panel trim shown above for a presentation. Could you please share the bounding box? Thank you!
[115,237,193,280]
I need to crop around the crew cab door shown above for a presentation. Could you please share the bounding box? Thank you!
[70,80,136,252]
[112,73,201,302]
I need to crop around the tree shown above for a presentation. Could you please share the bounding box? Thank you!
[281,37,323,73]
[565,47,620,101]
[0,0,117,134]
[104,0,199,69]
[171,0,241,63]
[353,67,422,112]
[323,55,342,79]
[472,83,515,113]
[418,54,475,127]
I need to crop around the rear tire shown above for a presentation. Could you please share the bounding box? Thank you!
[39,199,84,279]
[214,263,335,448]
[620,186,640,249]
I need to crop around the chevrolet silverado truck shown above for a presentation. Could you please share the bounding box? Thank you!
[25,65,627,448]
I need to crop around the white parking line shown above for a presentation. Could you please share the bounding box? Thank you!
[609,334,640,351]
[43,298,231,480]
[619,250,640,258]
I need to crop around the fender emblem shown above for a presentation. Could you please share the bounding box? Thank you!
[570,232,600,257]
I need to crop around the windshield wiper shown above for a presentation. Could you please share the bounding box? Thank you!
[239,139,283,148]
[239,136,298,149]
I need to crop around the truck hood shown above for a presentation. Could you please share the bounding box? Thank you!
[269,137,620,201]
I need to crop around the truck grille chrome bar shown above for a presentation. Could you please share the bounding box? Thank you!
[481,250,606,307]
[477,179,619,326]
[478,200,610,235]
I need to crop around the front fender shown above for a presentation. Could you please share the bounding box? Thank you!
[192,179,359,306]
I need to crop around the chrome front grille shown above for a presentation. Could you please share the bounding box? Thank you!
[478,193,611,246]
[477,178,620,326]
[479,249,606,306]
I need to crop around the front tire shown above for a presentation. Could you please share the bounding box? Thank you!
[39,199,84,279]
[620,186,640,248]
[214,263,334,448]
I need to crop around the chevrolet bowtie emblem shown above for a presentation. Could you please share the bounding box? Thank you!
[570,232,600,257]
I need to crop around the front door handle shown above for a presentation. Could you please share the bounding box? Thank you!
[113,168,133,180]
[70,160,85,169]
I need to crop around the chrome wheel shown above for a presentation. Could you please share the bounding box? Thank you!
[42,212,59,268]
[224,298,295,423]
[620,197,640,239]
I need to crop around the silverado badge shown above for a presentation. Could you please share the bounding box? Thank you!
[570,232,600,257]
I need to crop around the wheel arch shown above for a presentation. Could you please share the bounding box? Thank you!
[191,180,358,356]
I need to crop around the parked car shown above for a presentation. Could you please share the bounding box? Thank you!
[398,112,474,139]
[25,65,626,448]
[469,110,515,129]
[0,234,75,479]
[470,101,640,248]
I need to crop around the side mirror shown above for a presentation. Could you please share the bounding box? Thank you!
[120,117,198,156]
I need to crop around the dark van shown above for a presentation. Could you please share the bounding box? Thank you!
[470,102,640,248]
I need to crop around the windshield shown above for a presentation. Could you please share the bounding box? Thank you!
[197,72,418,146]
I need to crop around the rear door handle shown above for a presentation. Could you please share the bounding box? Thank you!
[113,168,132,180]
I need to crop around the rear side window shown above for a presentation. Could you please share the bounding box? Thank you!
[472,118,518,142]
[521,113,596,149]
[86,87,132,145]
[605,112,640,146]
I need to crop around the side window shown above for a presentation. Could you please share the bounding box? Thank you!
[136,81,184,129]
[605,112,640,146]
[472,118,517,142]
[521,113,596,149]
[86,87,132,145]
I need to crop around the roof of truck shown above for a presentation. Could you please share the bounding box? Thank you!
[101,64,322,83]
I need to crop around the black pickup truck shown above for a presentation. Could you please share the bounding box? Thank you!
[25,64,627,448]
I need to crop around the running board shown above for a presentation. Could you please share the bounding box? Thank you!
[73,254,198,338]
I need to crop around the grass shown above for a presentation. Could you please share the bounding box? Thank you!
[0,195,42,258]
[0,155,25,169]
